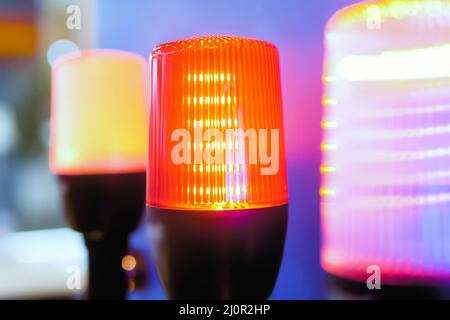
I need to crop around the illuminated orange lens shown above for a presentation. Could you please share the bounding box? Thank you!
[49,50,148,175]
[147,35,288,210]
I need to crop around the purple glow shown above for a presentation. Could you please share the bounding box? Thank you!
[321,0,450,284]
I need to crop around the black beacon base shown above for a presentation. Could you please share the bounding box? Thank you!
[58,172,146,300]
[148,204,288,300]
[327,274,450,300]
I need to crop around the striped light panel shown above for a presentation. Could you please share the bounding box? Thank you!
[321,0,450,284]
[147,35,288,211]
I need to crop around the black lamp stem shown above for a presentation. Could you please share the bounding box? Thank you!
[85,234,128,300]
[58,173,146,300]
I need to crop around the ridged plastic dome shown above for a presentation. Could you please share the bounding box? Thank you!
[147,35,288,211]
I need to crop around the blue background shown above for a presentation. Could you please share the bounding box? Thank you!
[95,0,360,299]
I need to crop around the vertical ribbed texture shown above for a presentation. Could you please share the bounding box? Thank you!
[321,0,450,284]
[147,35,288,211]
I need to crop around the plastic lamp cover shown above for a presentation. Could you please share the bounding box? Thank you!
[147,35,288,211]
[49,49,148,175]
[321,0,450,284]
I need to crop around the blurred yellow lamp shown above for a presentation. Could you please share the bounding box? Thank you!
[49,49,148,300]
[50,49,148,175]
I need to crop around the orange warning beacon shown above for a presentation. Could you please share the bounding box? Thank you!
[147,35,288,299]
